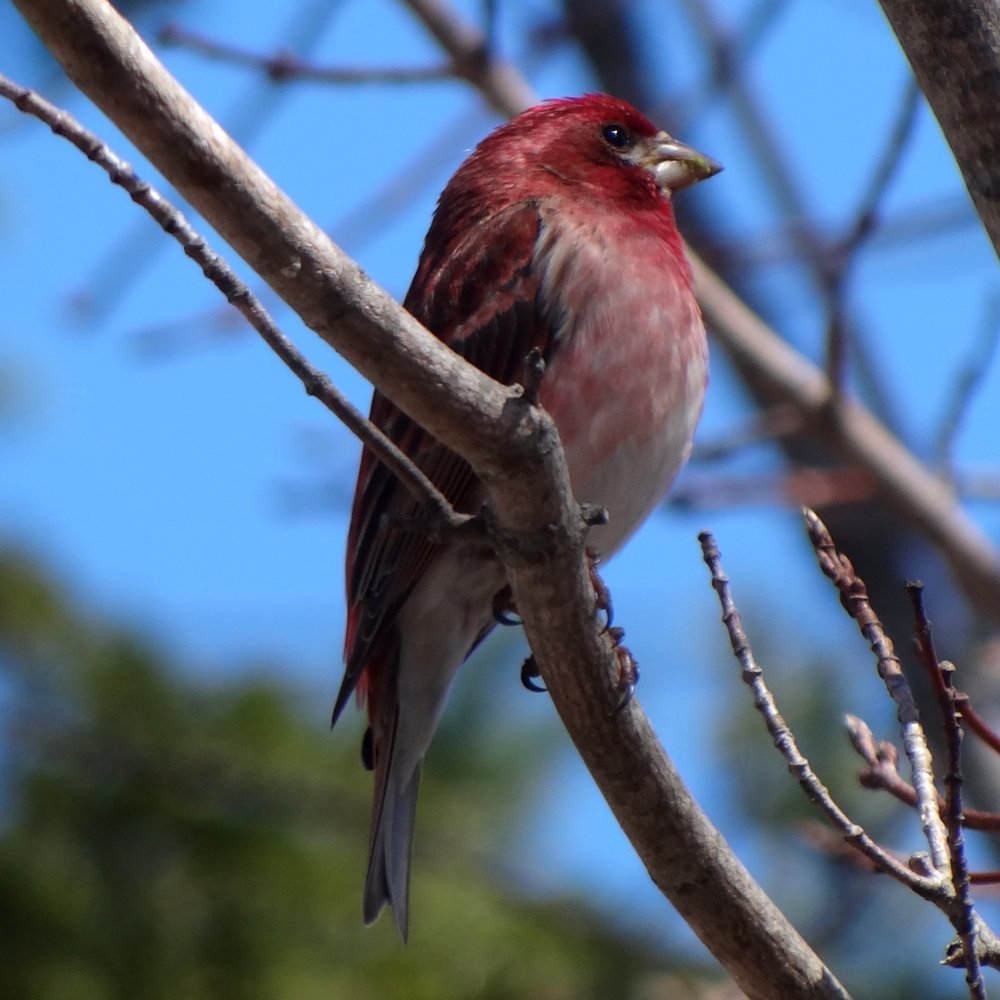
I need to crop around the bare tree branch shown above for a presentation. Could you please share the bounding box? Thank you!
[909,584,984,994]
[934,293,1000,475]
[400,0,534,116]
[692,256,1000,620]
[822,78,921,393]
[848,714,1000,832]
[805,508,952,876]
[158,22,457,85]
[879,0,1000,260]
[0,73,463,533]
[700,529,938,896]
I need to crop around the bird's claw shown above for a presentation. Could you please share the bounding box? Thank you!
[607,628,639,716]
[520,655,547,693]
[493,586,522,626]
[361,726,375,771]
[611,679,636,715]
[585,547,614,631]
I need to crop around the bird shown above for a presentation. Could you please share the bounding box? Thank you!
[333,94,720,940]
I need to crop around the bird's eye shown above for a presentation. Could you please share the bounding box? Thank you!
[601,123,632,149]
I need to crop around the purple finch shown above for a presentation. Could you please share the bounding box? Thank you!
[333,94,719,938]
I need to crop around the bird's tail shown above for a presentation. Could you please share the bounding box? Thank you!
[362,696,422,942]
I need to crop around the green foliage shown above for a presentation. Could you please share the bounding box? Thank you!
[0,551,699,1000]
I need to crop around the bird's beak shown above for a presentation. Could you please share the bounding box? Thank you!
[634,131,722,194]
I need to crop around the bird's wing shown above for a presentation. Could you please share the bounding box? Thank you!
[334,201,559,723]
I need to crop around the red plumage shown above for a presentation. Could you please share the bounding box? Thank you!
[334,95,720,939]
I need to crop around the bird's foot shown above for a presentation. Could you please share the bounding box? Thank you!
[585,546,614,631]
[492,585,521,626]
[497,588,545,692]
[607,626,639,714]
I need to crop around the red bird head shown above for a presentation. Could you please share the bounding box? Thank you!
[430,94,722,227]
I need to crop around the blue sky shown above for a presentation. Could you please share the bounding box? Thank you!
[3,0,1000,984]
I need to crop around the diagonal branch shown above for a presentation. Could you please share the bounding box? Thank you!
[878,0,1000,261]
[0,74,463,534]
[699,529,942,898]
[158,23,457,85]
[691,254,1000,620]
[401,0,535,115]
[804,510,951,876]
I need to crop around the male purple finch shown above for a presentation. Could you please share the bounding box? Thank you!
[333,94,720,938]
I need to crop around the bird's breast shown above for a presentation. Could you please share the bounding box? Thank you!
[533,204,708,557]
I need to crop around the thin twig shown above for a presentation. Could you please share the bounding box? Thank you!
[671,0,791,135]
[688,404,804,461]
[127,100,491,360]
[679,0,857,400]
[698,530,941,897]
[73,0,343,325]
[670,466,878,512]
[803,507,952,877]
[0,74,464,534]
[824,79,921,393]
[843,80,923,262]
[679,0,828,277]
[707,196,977,273]
[909,584,984,994]
[159,23,457,84]
[961,470,1000,503]
[960,702,1000,757]
[847,715,1000,832]
[401,0,535,117]
[909,581,1000,756]
[803,518,998,985]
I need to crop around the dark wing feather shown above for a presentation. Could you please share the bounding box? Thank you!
[334,202,558,723]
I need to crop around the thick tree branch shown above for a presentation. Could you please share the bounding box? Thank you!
[14,0,512,474]
[13,1,850,996]
[878,0,1000,260]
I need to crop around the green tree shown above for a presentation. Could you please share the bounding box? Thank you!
[0,550,713,1000]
